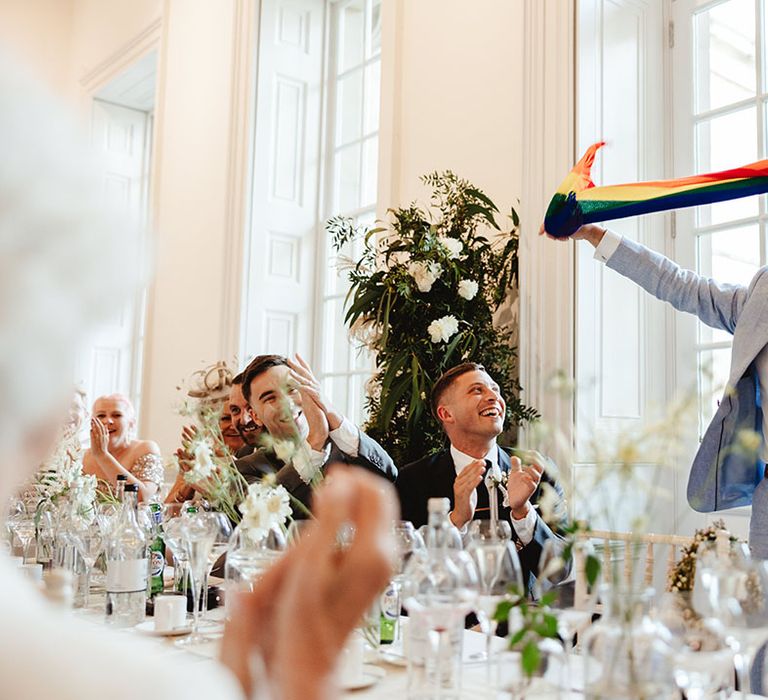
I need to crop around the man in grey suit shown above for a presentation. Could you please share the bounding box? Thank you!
[236,354,396,517]
[551,222,768,558]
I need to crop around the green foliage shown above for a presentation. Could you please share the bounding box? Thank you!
[328,171,538,466]
[495,586,560,678]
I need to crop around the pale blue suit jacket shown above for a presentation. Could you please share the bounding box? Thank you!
[606,237,768,515]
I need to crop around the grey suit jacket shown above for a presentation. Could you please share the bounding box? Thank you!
[235,430,397,518]
[607,236,768,511]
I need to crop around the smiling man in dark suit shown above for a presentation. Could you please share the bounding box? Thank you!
[396,362,567,593]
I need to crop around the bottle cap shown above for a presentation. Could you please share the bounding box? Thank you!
[124,483,139,492]
[116,475,128,482]
[427,497,450,514]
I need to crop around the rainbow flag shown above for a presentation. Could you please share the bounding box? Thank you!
[544,142,768,238]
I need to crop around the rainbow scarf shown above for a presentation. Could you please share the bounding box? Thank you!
[544,142,768,238]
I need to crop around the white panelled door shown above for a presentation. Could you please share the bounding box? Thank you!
[242,0,325,364]
[76,99,149,410]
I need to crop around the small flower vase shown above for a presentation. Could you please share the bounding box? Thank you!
[497,637,567,699]
[581,585,676,699]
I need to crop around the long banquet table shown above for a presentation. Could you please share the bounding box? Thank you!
[77,595,766,699]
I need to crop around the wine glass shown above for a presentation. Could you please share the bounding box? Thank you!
[175,512,218,646]
[8,510,36,564]
[695,543,768,694]
[535,539,594,665]
[163,514,191,596]
[286,519,313,546]
[402,548,479,698]
[199,511,233,629]
[71,520,104,609]
[466,520,523,681]
[655,593,734,699]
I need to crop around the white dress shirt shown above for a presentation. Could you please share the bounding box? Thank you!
[308,416,360,472]
[594,228,768,462]
[450,443,538,545]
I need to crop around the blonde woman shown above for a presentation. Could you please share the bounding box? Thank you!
[83,394,163,501]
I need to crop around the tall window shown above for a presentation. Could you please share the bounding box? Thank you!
[673,0,764,438]
[316,0,382,424]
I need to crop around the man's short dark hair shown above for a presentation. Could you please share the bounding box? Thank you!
[241,354,288,402]
[232,372,244,386]
[430,362,486,419]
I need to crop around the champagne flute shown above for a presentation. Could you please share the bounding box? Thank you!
[466,520,523,681]
[8,511,36,564]
[175,512,218,646]
[72,520,104,609]
[199,511,232,629]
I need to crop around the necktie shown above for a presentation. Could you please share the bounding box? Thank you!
[473,459,493,517]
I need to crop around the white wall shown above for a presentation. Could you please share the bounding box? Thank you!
[380,0,525,221]
[0,0,74,96]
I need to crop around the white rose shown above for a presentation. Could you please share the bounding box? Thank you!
[428,315,459,343]
[458,279,478,300]
[408,261,443,293]
[438,236,464,260]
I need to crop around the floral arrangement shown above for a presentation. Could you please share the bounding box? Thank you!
[328,171,537,466]
[34,425,97,524]
[238,477,292,540]
[667,519,739,593]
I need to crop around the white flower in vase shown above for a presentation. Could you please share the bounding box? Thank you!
[408,260,443,293]
[239,481,291,541]
[458,279,478,300]
[428,315,459,343]
[437,236,464,260]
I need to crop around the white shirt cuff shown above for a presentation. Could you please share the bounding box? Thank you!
[328,417,360,457]
[593,228,622,263]
[510,504,537,546]
[308,442,331,472]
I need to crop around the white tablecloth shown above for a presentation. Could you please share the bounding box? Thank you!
[77,598,766,699]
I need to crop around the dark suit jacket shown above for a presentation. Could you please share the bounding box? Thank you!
[236,430,397,518]
[395,445,568,594]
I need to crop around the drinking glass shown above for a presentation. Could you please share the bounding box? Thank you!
[199,511,232,628]
[71,520,104,608]
[175,512,218,646]
[466,520,523,681]
[8,511,36,564]
[695,543,768,694]
[656,593,734,700]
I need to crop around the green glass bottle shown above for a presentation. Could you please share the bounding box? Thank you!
[379,583,398,644]
[148,503,165,597]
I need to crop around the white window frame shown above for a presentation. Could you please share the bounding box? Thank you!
[314,0,381,423]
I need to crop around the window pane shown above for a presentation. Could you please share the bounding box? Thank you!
[363,62,381,135]
[694,0,755,113]
[334,144,362,212]
[348,373,370,425]
[323,298,351,373]
[698,347,732,438]
[696,224,759,344]
[368,0,382,58]
[695,107,757,225]
[361,137,378,207]
[323,375,351,419]
[336,69,364,145]
[338,1,365,74]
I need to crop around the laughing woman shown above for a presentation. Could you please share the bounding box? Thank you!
[83,394,164,501]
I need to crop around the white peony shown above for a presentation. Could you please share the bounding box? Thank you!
[458,279,479,300]
[408,260,443,293]
[438,236,464,260]
[428,315,460,343]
